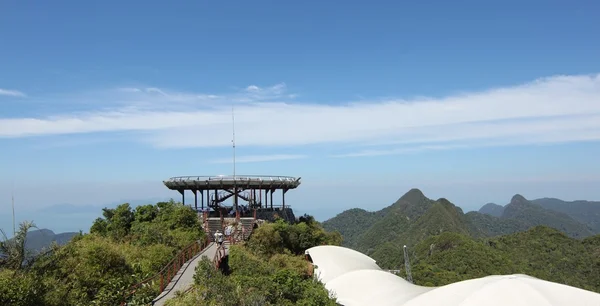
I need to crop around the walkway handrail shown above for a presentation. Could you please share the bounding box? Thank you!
[120,236,210,305]
[214,244,228,269]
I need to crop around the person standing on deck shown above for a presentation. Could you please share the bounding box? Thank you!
[217,232,224,246]
[215,230,224,246]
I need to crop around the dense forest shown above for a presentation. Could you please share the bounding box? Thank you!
[323,189,598,255]
[0,200,205,305]
[165,216,342,305]
[323,189,600,292]
[0,201,341,305]
[374,226,600,292]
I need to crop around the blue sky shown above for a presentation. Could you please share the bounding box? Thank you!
[1,1,600,234]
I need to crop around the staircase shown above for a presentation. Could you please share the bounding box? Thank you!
[207,218,223,242]
[240,218,255,240]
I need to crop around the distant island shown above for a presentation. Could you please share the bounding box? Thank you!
[24,229,79,253]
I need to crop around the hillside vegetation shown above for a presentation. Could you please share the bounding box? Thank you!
[502,195,593,238]
[0,200,204,306]
[323,189,597,268]
[400,226,600,292]
[478,203,504,217]
[480,197,600,234]
[165,216,341,306]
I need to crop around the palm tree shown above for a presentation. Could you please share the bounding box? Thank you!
[0,220,37,270]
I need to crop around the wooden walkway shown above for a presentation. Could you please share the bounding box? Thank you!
[152,242,221,306]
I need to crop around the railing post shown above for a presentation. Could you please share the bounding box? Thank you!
[160,273,164,292]
[168,265,171,284]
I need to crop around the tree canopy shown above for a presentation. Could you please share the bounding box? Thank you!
[165,215,341,306]
[0,200,204,306]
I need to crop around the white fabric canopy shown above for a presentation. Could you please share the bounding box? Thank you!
[305,245,381,284]
[403,274,600,306]
[325,269,434,306]
[306,245,600,306]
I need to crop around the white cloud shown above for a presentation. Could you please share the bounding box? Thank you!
[209,154,307,164]
[145,87,168,96]
[1,74,600,157]
[117,87,142,93]
[245,85,260,92]
[244,83,286,95]
[0,88,26,97]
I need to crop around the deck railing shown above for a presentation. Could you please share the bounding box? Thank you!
[120,237,210,305]
[214,244,228,269]
[166,175,299,182]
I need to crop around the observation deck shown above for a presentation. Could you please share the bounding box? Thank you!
[163,175,301,191]
[163,175,301,212]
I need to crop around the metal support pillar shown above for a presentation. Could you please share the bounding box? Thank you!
[282,189,287,210]
[200,190,204,210]
[193,189,198,211]
[265,190,268,209]
[234,187,238,211]
[178,190,185,205]
[206,190,210,211]
[270,189,274,210]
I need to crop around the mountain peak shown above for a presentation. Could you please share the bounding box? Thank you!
[436,198,452,206]
[30,228,56,236]
[391,188,433,220]
[400,188,424,201]
[510,194,528,204]
[479,203,505,217]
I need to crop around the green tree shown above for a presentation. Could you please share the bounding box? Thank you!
[109,203,135,239]
[134,204,158,223]
[0,220,37,271]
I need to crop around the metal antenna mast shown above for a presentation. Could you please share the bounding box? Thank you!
[232,105,236,180]
[12,181,16,236]
[232,105,238,211]
[403,245,413,284]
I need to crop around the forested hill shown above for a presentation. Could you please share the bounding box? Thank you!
[480,197,600,233]
[322,189,597,258]
[1,200,207,305]
[322,190,600,292]
[1,201,342,306]
[478,203,504,217]
[24,229,79,253]
[395,226,600,293]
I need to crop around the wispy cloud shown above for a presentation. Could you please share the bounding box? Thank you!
[332,143,471,157]
[0,88,26,97]
[209,154,307,164]
[117,87,142,93]
[1,74,600,157]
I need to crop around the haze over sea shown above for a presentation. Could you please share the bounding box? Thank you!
[1,1,600,233]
